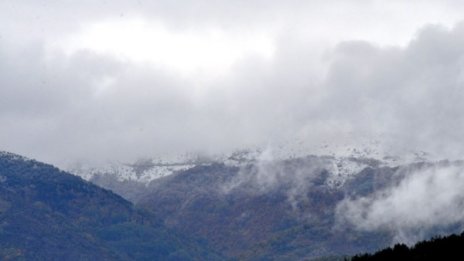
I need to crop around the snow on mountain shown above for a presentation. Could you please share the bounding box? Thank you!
[66,139,435,187]
[69,158,196,183]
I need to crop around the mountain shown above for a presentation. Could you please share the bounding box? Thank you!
[135,155,464,260]
[69,154,216,202]
[136,156,394,260]
[66,144,464,260]
[67,145,403,202]
[0,151,221,260]
[67,138,437,202]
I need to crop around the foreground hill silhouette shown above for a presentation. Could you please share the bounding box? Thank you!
[352,232,464,260]
[0,151,220,260]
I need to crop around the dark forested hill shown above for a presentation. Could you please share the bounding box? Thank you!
[351,232,464,260]
[0,151,220,260]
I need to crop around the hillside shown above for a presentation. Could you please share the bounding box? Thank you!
[137,158,394,260]
[135,156,464,260]
[0,151,220,260]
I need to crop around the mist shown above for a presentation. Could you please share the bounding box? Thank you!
[336,161,464,244]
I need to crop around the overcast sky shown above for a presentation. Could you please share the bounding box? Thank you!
[2,1,464,166]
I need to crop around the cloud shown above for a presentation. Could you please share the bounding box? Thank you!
[2,2,464,167]
[317,23,464,159]
[336,161,464,244]
[4,0,464,46]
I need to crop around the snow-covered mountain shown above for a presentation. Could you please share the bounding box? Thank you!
[67,140,436,193]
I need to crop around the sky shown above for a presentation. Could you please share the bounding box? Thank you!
[2,1,464,166]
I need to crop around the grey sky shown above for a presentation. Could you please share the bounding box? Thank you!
[2,1,464,166]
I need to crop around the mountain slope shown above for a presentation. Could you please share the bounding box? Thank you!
[0,151,220,260]
[137,156,464,260]
[137,158,394,260]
